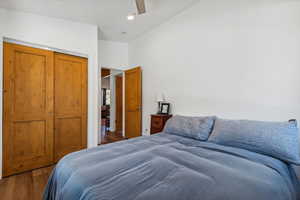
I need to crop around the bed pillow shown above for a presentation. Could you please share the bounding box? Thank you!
[163,115,216,141]
[208,118,300,165]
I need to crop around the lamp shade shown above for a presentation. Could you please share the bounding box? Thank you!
[156,93,165,102]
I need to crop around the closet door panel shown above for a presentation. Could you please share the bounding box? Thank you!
[3,42,54,176]
[14,51,46,115]
[54,53,87,162]
[11,121,47,162]
[55,117,82,158]
[55,59,82,115]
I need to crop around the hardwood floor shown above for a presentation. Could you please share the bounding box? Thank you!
[0,166,54,200]
[1,132,126,199]
[100,131,126,145]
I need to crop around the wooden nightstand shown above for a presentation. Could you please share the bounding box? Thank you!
[150,114,172,134]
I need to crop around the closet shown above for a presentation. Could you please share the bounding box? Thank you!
[3,42,87,176]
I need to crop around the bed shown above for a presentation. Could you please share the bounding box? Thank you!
[44,130,300,200]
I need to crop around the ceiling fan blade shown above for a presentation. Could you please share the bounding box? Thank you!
[135,0,146,15]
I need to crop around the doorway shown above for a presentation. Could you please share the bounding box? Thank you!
[100,66,142,145]
[100,68,124,144]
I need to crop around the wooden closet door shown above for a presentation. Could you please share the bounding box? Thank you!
[54,53,87,162]
[3,42,54,176]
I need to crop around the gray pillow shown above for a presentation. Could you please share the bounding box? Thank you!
[163,115,216,141]
[208,118,300,165]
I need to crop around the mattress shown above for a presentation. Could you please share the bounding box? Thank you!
[43,133,300,200]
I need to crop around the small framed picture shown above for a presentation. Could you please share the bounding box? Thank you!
[160,103,170,115]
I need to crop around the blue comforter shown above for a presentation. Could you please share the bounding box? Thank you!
[44,133,300,200]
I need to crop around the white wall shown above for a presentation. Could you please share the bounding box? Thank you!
[129,0,300,135]
[0,8,99,178]
[99,40,129,70]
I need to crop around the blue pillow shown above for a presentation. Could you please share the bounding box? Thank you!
[163,115,216,141]
[208,118,300,165]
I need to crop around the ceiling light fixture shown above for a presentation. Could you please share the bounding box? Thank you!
[127,14,136,21]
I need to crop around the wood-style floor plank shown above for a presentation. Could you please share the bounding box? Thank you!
[0,166,54,200]
[0,175,15,199]
[100,131,126,145]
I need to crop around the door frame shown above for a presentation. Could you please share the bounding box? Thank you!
[100,66,142,140]
[100,68,125,141]
[0,38,99,179]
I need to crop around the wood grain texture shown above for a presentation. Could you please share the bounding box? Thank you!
[0,166,54,200]
[3,42,54,177]
[54,53,88,162]
[125,67,142,138]
[115,76,123,133]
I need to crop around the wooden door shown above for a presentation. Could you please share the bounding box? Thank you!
[54,53,87,162]
[115,76,123,133]
[125,67,142,138]
[3,42,54,176]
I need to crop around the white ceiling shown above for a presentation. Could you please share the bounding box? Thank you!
[0,0,200,42]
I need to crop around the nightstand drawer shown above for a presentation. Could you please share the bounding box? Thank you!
[151,117,163,129]
[150,126,162,134]
[150,114,172,134]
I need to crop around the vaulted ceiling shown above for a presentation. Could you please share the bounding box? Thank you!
[0,0,200,42]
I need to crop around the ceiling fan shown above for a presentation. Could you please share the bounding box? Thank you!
[135,0,146,15]
[127,0,146,20]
